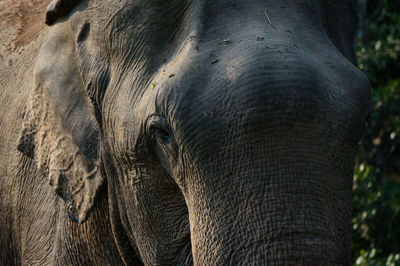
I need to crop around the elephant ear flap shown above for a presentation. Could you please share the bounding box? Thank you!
[17,24,103,223]
[45,0,82,25]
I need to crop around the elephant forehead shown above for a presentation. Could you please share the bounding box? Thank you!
[170,50,367,138]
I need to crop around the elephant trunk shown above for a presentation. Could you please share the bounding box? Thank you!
[186,140,353,265]
[178,73,364,264]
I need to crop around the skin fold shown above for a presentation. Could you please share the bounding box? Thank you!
[0,0,371,265]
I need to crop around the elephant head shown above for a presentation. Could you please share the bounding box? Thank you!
[18,0,371,264]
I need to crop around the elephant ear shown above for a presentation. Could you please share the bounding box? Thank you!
[45,0,82,26]
[17,23,103,223]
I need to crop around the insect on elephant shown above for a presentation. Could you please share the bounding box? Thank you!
[0,0,371,265]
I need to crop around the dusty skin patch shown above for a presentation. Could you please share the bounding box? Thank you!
[0,0,50,49]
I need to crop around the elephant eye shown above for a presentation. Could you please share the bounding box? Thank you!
[147,115,174,146]
[155,128,172,145]
[146,115,178,170]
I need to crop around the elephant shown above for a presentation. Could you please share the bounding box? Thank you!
[0,0,371,265]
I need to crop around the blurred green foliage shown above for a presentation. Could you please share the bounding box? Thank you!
[353,0,400,265]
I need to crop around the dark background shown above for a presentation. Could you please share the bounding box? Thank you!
[352,0,400,264]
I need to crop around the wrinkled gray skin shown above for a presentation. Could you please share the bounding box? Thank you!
[0,0,371,265]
